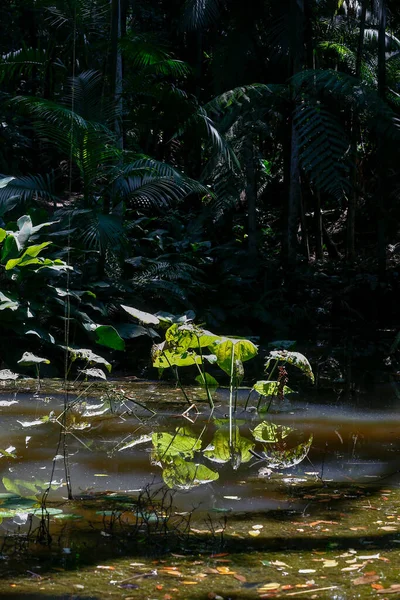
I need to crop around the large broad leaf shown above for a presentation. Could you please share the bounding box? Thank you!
[152,344,210,368]
[0,228,6,243]
[162,456,219,489]
[152,428,202,461]
[156,310,196,325]
[121,304,160,325]
[0,369,18,380]
[168,324,219,349]
[114,323,154,339]
[253,380,295,396]
[252,421,294,443]
[203,428,255,466]
[94,325,125,351]
[17,352,50,366]
[209,337,258,376]
[195,373,219,388]
[67,347,111,372]
[260,435,313,469]
[1,234,18,263]
[25,327,55,344]
[5,242,52,270]
[80,368,107,380]
[16,215,32,249]
[265,350,314,383]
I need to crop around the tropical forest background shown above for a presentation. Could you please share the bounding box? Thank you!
[0,0,399,382]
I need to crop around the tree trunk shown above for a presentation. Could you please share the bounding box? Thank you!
[315,191,323,260]
[346,0,367,262]
[285,0,304,265]
[377,0,386,277]
[111,0,124,151]
[244,135,257,259]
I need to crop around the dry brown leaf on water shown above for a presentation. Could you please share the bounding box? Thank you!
[211,553,229,558]
[233,573,247,582]
[204,568,220,574]
[371,583,384,590]
[376,584,400,594]
[379,526,397,531]
[352,574,380,585]
[249,530,260,537]
[96,566,115,570]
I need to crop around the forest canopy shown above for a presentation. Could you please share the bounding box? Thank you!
[0,0,399,375]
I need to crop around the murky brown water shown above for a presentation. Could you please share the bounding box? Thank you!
[0,382,399,598]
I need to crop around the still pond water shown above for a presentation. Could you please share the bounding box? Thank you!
[0,382,399,599]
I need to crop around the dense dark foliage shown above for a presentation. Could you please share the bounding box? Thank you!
[0,0,399,375]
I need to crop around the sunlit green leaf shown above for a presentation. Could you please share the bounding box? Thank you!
[260,435,313,469]
[152,428,201,461]
[265,350,314,383]
[203,428,254,465]
[17,352,50,366]
[162,456,219,489]
[195,372,219,388]
[121,304,160,325]
[94,325,125,351]
[252,421,294,443]
[253,380,294,396]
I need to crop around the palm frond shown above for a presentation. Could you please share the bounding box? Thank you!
[293,69,400,139]
[63,70,114,124]
[112,158,210,208]
[0,173,59,210]
[77,211,126,253]
[0,46,48,84]
[294,101,350,198]
[181,0,222,30]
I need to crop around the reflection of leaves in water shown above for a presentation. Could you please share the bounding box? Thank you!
[2,477,62,500]
[259,435,313,469]
[252,421,294,444]
[162,456,219,489]
[203,428,254,468]
[152,427,201,461]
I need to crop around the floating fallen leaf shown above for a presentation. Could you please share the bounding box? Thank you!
[379,526,397,531]
[371,583,384,590]
[352,574,380,585]
[233,573,247,582]
[258,583,281,591]
[249,530,260,537]
[96,566,115,570]
[322,560,338,568]
[286,586,338,596]
[376,584,400,594]
[299,569,316,574]
[182,581,198,585]
[270,560,290,568]
[341,564,366,571]
[252,524,264,530]
[216,566,236,575]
